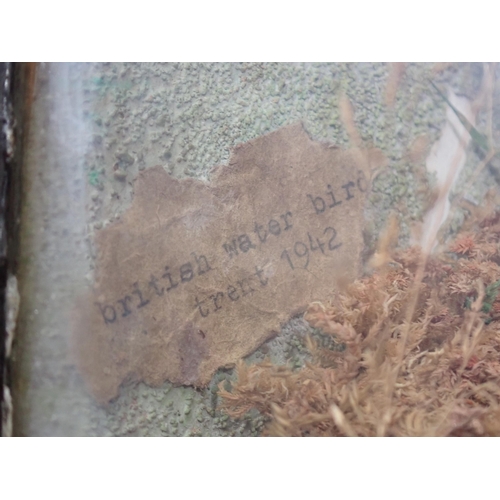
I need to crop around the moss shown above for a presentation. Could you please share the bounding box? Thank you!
[219,209,500,436]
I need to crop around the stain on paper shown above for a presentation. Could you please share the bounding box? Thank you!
[73,123,383,403]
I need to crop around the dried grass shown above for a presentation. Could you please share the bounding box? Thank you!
[219,211,500,436]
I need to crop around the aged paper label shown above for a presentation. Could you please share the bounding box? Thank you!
[73,123,380,403]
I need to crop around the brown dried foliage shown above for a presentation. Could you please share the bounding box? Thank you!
[219,211,500,436]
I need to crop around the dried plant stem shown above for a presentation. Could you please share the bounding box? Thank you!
[339,93,372,180]
[386,125,473,429]
[485,63,496,147]
[454,149,497,208]
[330,404,357,437]
[450,65,497,215]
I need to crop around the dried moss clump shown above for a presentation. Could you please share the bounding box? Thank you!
[219,211,500,436]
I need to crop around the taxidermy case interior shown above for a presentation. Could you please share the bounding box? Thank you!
[8,63,500,436]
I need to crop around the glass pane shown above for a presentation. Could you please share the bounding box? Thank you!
[9,62,500,436]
